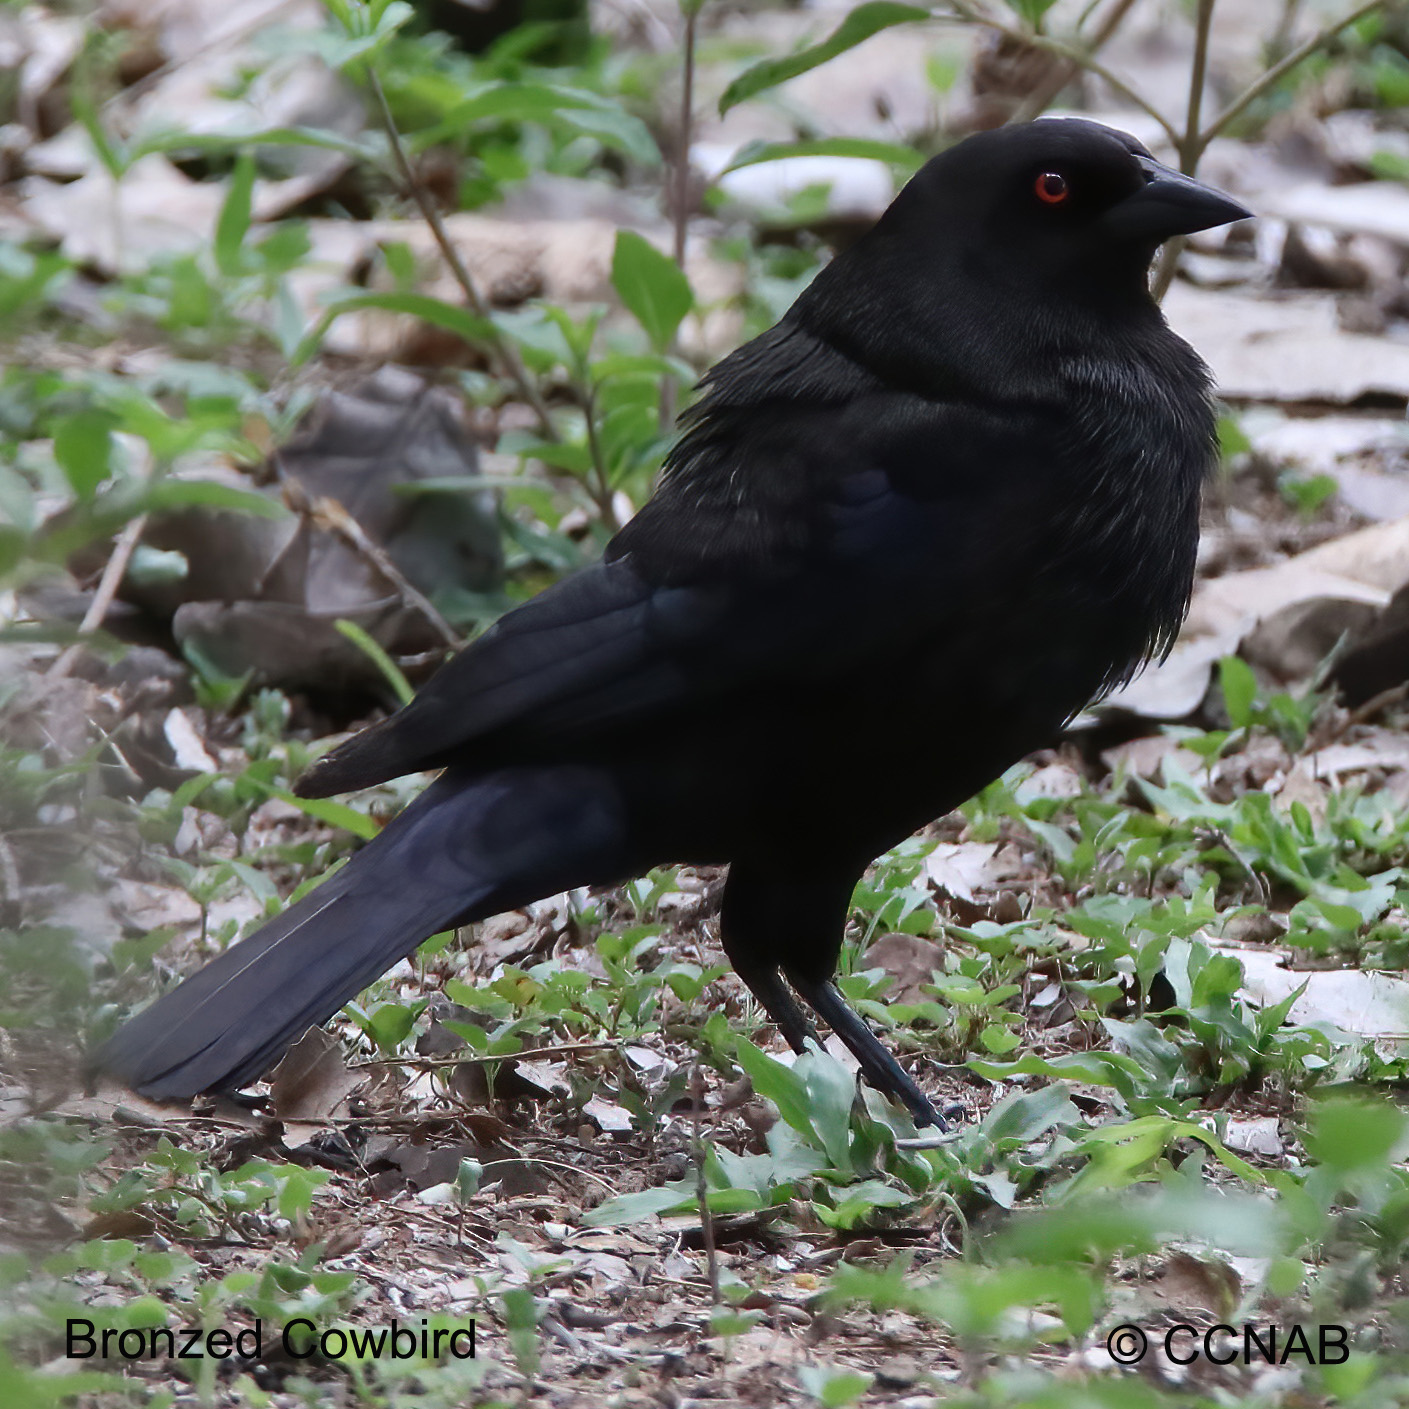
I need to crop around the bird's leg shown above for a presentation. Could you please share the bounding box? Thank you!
[729,958,818,1054]
[721,862,943,1129]
[785,971,944,1130]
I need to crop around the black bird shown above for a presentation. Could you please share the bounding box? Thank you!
[95,120,1250,1126]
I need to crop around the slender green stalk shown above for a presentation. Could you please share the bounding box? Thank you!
[366,70,558,442]
[944,1,1180,142]
[1200,0,1386,145]
[673,10,698,270]
[1183,0,1218,172]
[661,5,700,432]
[1009,0,1142,124]
[1151,0,1217,300]
[584,388,621,532]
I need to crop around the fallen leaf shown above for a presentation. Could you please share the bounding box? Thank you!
[1224,946,1409,1049]
[1164,285,1409,403]
[1223,1117,1283,1158]
[1105,515,1409,718]
[269,1028,362,1122]
[924,841,1016,903]
[861,933,944,1006]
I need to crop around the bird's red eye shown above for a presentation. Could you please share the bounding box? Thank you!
[1035,172,1069,205]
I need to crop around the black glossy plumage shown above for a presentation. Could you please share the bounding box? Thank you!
[94,120,1250,1124]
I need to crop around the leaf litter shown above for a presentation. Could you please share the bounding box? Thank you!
[6,0,1409,1404]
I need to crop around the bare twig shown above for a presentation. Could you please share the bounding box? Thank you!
[584,388,622,531]
[278,471,463,649]
[672,11,697,271]
[692,1064,720,1303]
[1183,0,1218,169]
[1324,682,1409,739]
[354,1039,618,1068]
[1151,0,1218,300]
[365,71,558,442]
[661,6,699,431]
[946,0,1179,142]
[48,513,149,679]
[1200,0,1386,145]
[1008,0,1142,124]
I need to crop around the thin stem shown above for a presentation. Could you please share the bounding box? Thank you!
[48,513,149,679]
[1270,0,1307,59]
[1027,35,1181,144]
[366,70,558,442]
[1009,0,1142,124]
[672,11,696,270]
[279,471,463,649]
[1183,0,1217,170]
[1150,0,1217,301]
[1200,0,1386,146]
[945,0,1180,145]
[693,1064,720,1304]
[661,7,698,433]
[583,389,621,532]
[1153,0,1385,302]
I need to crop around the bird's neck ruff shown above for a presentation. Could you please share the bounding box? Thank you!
[791,239,1166,406]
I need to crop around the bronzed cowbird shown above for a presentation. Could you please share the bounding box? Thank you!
[95,120,1250,1127]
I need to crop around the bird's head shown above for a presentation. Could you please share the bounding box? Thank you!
[924,118,1251,279]
[796,119,1251,381]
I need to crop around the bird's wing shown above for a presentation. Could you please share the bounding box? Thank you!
[295,389,1055,797]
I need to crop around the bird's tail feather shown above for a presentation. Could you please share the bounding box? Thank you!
[93,765,632,1101]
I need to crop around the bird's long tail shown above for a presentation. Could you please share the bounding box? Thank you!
[93,765,633,1102]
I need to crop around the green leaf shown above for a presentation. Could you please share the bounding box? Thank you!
[276,1166,328,1221]
[720,4,931,114]
[133,124,382,165]
[552,105,660,168]
[1219,654,1258,730]
[70,44,128,179]
[364,1001,418,1052]
[734,1038,815,1135]
[139,479,287,518]
[1306,1094,1409,1175]
[424,84,658,167]
[293,291,493,366]
[611,231,693,352]
[52,410,115,500]
[979,1023,1021,1055]
[1216,409,1250,459]
[214,152,256,278]
[583,1176,697,1226]
[797,1365,875,1407]
[798,1044,861,1170]
[320,0,413,70]
[722,137,925,176]
[334,619,416,706]
[1002,0,1060,26]
[590,351,698,386]
[710,1308,765,1337]
[246,779,381,842]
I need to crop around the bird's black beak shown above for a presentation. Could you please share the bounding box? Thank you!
[1103,157,1252,241]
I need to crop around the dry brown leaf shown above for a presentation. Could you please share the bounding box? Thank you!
[1165,285,1409,403]
[1224,1117,1283,1158]
[1105,516,1409,718]
[22,156,225,272]
[861,934,944,1006]
[268,1028,362,1122]
[1224,946,1409,1049]
[924,841,1010,904]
